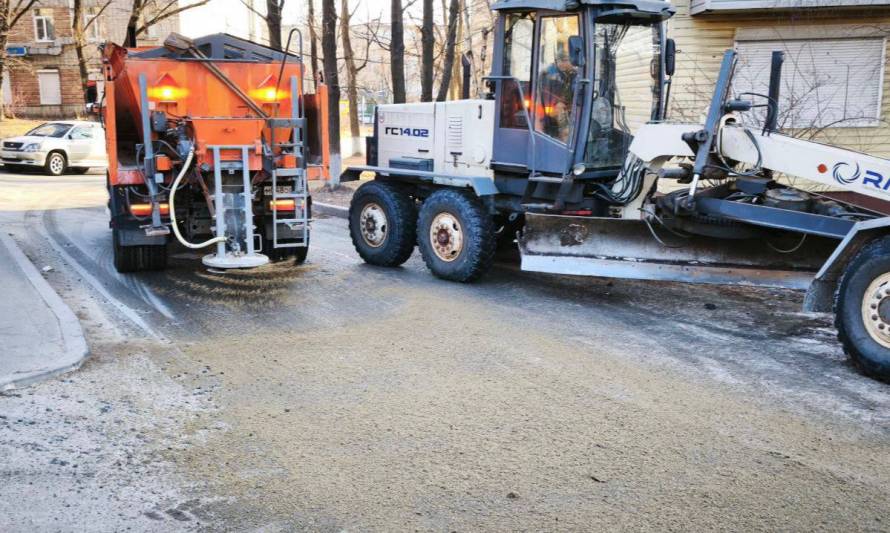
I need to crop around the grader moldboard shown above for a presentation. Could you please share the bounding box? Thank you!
[343,0,890,381]
[102,32,329,272]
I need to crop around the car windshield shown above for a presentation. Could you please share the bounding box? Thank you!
[25,123,73,138]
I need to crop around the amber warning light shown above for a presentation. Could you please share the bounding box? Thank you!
[147,73,188,102]
[250,75,290,103]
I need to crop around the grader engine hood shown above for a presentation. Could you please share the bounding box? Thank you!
[376,100,496,178]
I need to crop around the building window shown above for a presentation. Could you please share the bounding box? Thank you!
[34,8,55,42]
[733,37,886,129]
[86,7,102,41]
[37,70,62,105]
[140,14,156,39]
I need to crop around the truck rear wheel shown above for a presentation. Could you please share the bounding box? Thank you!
[835,236,890,382]
[139,245,167,271]
[112,229,167,273]
[416,189,495,282]
[113,229,139,273]
[349,181,417,267]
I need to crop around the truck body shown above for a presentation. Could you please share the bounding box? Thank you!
[102,33,328,271]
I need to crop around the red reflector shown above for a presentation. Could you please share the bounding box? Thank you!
[130,203,169,216]
[269,199,296,211]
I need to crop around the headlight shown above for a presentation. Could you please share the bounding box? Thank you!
[23,143,41,152]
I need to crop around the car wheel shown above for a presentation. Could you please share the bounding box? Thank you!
[45,152,67,176]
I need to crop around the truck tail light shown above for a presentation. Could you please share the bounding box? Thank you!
[147,73,188,102]
[250,75,289,103]
[130,203,169,216]
[269,199,296,211]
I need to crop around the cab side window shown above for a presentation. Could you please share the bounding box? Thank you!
[534,15,580,143]
[499,13,535,129]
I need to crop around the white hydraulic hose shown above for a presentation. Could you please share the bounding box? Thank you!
[168,147,227,249]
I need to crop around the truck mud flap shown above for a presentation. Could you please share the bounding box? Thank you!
[518,214,830,290]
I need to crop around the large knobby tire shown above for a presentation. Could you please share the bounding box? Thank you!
[112,228,139,273]
[416,189,496,282]
[349,181,417,267]
[835,236,890,382]
[45,151,67,176]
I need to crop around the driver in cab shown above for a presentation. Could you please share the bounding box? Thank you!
[538,46,578,143]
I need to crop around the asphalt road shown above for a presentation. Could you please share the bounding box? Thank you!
[1,168,889,531]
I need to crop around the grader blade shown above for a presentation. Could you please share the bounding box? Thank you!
[518,214,830,290]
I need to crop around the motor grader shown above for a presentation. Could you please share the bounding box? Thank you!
[342,0,890,381]
[101,32,328,272]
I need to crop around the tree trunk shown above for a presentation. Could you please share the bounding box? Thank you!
[125,0,142,47]
[72,0,90,103]
[0,35,7,121]
[461,0,476,97]
[321,0,341,187]
[390,0,406,104]
[265,0,282,50]
[307,0,320,86]
[420,0,434,102]
[435,0,460,102]
[340,0,362,156]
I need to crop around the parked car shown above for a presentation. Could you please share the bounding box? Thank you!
[1,121,107,176]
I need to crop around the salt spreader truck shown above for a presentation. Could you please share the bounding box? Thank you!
[344,0,890,381]
[101,32,328,272]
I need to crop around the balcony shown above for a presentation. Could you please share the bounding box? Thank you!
[691,0,890,15]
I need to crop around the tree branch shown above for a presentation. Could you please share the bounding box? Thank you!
[10,0,40,28]
[84,0,115,31]
[137,0,211,36]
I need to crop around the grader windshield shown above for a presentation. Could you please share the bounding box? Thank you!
[584,21,663,170]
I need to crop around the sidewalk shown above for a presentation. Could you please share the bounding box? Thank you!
[0,231,88,390]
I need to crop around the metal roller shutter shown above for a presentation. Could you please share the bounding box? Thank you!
[733,37,885,129]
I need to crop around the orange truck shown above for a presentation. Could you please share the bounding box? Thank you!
[100,33,329,272]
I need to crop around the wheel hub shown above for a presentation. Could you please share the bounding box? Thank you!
[50,155,63,174]
[430,212,463,262]
[359,203,387,248]
[861,272,890,348]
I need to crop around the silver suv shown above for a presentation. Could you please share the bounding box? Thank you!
[1,120,107,176]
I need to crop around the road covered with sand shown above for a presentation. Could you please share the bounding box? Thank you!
[1,170,888,531]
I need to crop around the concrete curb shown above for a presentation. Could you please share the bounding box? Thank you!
[0,232,89,391]
[314,201,348,219]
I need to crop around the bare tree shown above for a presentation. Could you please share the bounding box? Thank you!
[125,0,210,47]
[321,0,341,187]
[239,0,285,50]
[420,0,433,102]
[0,0,39,119]
[435,0,459,101]
[72,0,114,103]
[340,0,374,156]
[307,0,320,84]
[390,0,406,103]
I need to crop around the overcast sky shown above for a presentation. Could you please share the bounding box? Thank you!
[178,0,431,39]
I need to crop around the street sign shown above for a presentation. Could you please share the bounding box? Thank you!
[6,46,27,57]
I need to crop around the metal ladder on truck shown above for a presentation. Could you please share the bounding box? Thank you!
[267,74,309,251]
